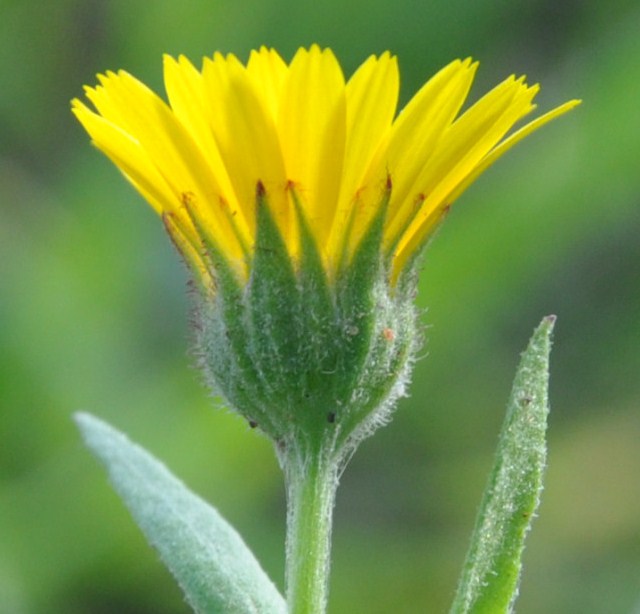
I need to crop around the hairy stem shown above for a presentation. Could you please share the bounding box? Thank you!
[282,446,339,614]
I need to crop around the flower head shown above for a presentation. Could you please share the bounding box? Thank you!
[73,45,578,287]
[73,46,578,459]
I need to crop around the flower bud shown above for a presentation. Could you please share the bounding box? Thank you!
[191,179,418,459]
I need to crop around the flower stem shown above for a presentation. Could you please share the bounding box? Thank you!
[282,447,339,614]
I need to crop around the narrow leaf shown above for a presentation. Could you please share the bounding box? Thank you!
[75,412,286,614]
[450,315,555,614]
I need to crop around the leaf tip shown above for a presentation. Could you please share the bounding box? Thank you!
[73,411,98,437]
[533,314,556,347]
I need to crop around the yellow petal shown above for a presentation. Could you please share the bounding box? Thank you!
[246,47,288,122]
[278,45,347,250]
[347,59,476,259]
[74,49,580,288]
[89,71,248,264]
[325,52,399,266]
[163,55,207,144]
[203,53,290,244]
[393,79,545,274]
[163,60,237,201]
[386,59,477,204]
[390,100,582,277]
[72,100,174,214]
[162,211,213,289]
[445,98,582,205]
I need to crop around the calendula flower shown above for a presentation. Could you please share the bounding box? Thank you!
[72,45,578,460]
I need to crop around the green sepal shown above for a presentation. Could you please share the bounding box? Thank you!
[331,180,417,450]
[195,181,420,462]
[290,189,337,353]
[287,188,344,451]
[187,203,273,435]
[74,412,286,614]
[449,316,555,614]
[197,184,338,446]
[243,183,302,422]
[333,182,390,410]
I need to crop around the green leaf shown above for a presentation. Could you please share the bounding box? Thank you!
[74,412,286,614]
[449,315,555,614]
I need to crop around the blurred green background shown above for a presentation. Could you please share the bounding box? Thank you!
[1,0,639,612]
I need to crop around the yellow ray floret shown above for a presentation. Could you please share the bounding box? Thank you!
[72,45,580,285]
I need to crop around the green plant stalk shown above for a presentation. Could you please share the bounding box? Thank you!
[282,448,339,614]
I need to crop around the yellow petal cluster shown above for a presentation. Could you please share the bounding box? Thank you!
[72,45,579,284]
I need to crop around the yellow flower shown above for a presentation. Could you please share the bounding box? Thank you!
[72,45,579,288]
[72,46,579,454]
